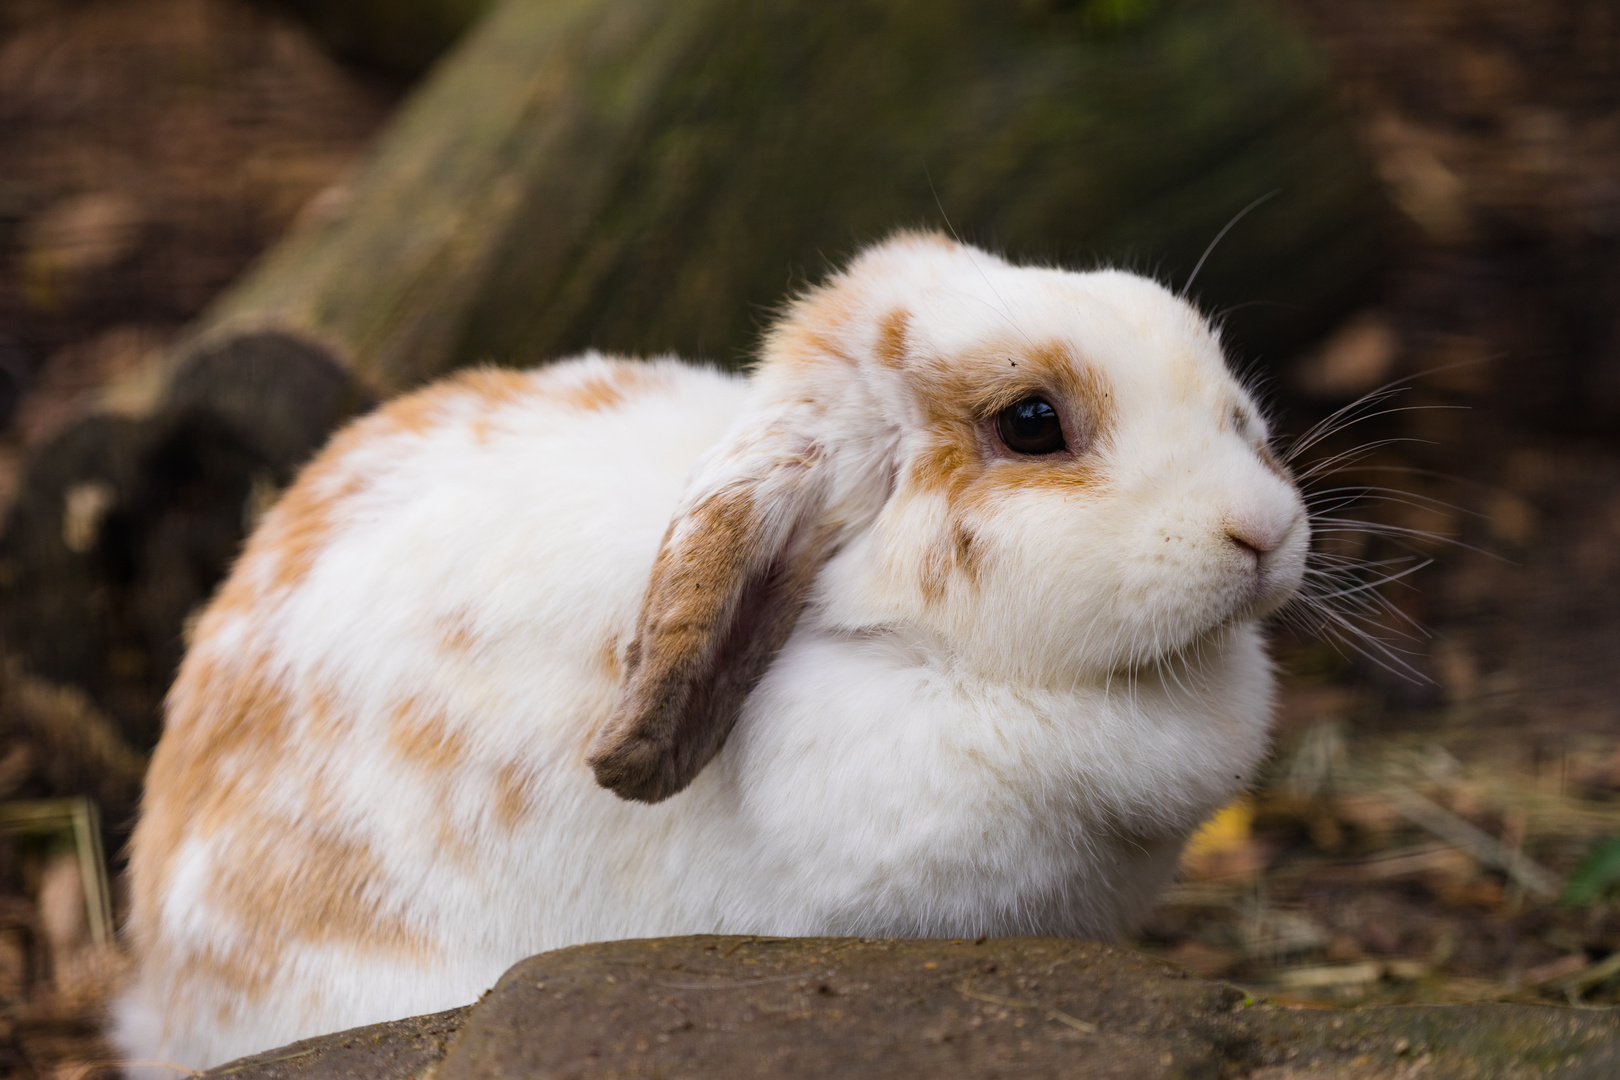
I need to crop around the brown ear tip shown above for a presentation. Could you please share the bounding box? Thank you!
[587,735,683,804]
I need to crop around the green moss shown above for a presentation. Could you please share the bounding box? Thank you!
[456,0,1381,374]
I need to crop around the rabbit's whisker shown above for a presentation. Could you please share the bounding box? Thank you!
[1181,189,1281,298]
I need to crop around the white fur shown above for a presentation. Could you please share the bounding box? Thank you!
[114,235,1307,1070]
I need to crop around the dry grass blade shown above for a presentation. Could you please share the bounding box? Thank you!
[1275,961,1383,989]
[1525,954,1589,987]
[1549,951,1620,997]
[720,936,757,957]
[1384,785,1561,898]
[1312,842,1474,883]
[956,978,1098,1034]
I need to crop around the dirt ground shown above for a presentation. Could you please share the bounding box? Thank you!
[1128,0,1620,1015]
[0,0,1618,1076]
[0,0,392,1074]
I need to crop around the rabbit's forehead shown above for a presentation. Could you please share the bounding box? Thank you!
[895,268,1246,421]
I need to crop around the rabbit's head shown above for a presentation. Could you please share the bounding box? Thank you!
[588,231,1307,802]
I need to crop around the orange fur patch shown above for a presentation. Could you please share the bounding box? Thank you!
[386,695,467,771]
[446,366,533,406]
[876,309,910,369]
[951,520,982,586]
[303,677,347,745]
[551,362,676,413]
[382,367,534,435]
[228,411,386,596]
[263,469,366,592]
[129,363,580,1005]
[235,365,554,596]
[379,392,440,437]
[887,337,1117,602]
[918,541,950,604]
[558,373,629,412]
[600,634,622,681]
[491,760,536,831]
[128,643,428,1002]
[201,803,425,971]
[904,337,1117,505]
[769,287,860,368]
[436,608,479,654]
[918,513,987,603]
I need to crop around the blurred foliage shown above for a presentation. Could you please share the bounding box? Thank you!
[1075,0,1163,31]
[1562,836,1620,908]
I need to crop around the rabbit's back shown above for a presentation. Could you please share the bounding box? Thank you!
[118,354,750,1067]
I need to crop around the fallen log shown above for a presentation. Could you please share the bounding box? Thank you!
[0,0,1386,751]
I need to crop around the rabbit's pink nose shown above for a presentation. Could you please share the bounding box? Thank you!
[1224,515,1287,557]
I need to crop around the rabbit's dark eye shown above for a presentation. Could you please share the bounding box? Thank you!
[996,396,1066,455]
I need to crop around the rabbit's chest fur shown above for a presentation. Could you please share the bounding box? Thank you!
[726,618,1272,935]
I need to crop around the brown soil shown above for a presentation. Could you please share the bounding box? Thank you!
[0,0,391,1075]
[1135,0,1620,1016]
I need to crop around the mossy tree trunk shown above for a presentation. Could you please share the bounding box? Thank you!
[0,0,1384,758]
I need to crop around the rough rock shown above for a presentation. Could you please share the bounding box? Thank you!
[202,1006,468,1080]
[203,937,1620,1080]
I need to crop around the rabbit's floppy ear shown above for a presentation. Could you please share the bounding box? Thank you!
[588,231,952,802]
[587,391,846,803]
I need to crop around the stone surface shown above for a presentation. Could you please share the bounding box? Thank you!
[205,1006,468,1079]
[203,937,1620,1080]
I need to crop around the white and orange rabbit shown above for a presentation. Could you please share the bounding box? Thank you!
[115,232,1308,1069]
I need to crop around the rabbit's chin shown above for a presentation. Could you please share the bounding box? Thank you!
[1105,533,1310,675]
[1061,580,1301,685]
[1109,616,1260,681]
[1029,577,1307,687]
[1209,570,1304,643]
